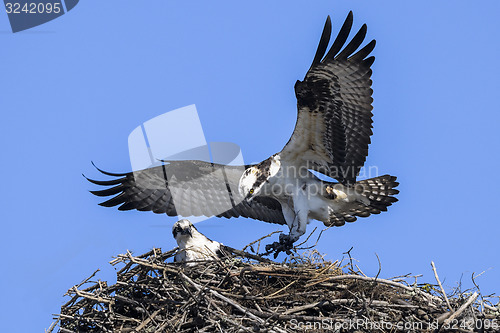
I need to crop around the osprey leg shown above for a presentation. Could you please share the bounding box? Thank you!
[288,189,310,242]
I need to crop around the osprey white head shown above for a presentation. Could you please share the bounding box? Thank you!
[172,219,194,241]
[239,155,281,201]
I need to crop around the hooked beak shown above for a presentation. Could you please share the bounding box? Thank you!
[244,192,255,205]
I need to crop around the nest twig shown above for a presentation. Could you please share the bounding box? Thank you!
[50,247,500,332]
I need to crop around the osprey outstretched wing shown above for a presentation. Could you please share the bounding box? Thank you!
[280,12,375,185]
[87,160,285,224]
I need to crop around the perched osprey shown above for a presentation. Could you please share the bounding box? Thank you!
[172,219,224,265]
[87,12,399,255]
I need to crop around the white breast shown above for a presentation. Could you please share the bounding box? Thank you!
[175,232,221,266]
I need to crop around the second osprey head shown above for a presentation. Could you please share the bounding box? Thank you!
[172,219,194,239]
[239,154,281,202]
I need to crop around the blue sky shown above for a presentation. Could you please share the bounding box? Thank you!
[1,1,499,331]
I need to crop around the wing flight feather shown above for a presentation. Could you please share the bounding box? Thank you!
[281,12,376,185]
[86,161,286,225]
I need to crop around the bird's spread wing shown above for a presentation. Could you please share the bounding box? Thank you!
[280,12,375,185]
[86,160,285,224]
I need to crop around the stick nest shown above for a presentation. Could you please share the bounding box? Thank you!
[51,247,500,332]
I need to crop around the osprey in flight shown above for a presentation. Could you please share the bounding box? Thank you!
[172,219,225,265]
[87,12,399,255]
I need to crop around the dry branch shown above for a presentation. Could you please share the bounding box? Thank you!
[50,247,500,332]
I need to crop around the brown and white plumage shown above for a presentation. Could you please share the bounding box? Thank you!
[87,12,399,255]
[172,219,225,265]
[281,12,375,185]
[325,175,399,226]
[87,161,285,224]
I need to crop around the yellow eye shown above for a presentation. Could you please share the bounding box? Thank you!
[249,189,254,195]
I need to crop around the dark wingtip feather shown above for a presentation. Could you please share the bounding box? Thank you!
[336,23,367,60]
[363,56,375,68]
[99,194,127,207]
[90,185,125,197]
[345,11,354,26]
[91,161,128,177]
[99,201,119,208]
[324,11,354,60]
[118,202,139,211]
[85,176,124,186]
[309,16,332,70]
[349,39,376,62]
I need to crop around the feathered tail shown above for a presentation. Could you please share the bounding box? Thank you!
[356,174,399,213]
[327,174,399,226]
